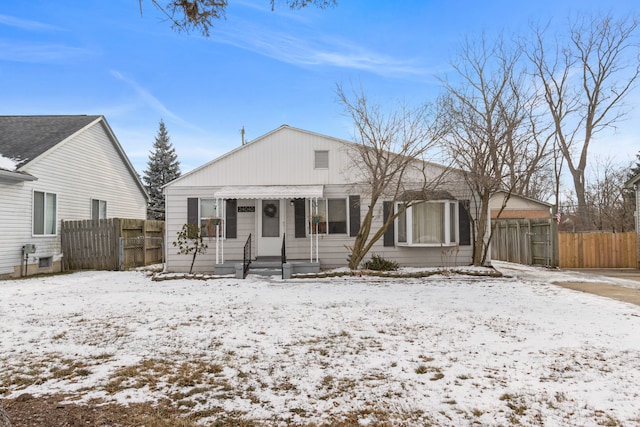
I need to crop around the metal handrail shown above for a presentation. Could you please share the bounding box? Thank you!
[242,233,252,279]
[281,233,287,279]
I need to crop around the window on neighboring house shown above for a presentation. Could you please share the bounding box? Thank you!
[33,191,57,235]
[310,198,347,235]
[396,200,458,246]
[91,199,107,220]
[314,150,329,169]
[200,199,223,237]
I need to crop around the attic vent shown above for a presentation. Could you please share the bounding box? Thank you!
[314,150,329,169]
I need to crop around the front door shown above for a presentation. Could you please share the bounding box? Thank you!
[258,199,284,257]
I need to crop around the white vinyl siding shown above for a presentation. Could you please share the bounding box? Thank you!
[162,126,478,272]
[0,118,147,278]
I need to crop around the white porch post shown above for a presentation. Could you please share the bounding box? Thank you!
[221,198,225,264]
[309,197,319,263]
[315,197,319,263]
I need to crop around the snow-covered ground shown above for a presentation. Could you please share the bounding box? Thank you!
[1,263,639,426]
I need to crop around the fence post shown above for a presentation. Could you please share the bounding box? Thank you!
[143,221,148,266]
[550,215,559,268]
[118,237,124,271]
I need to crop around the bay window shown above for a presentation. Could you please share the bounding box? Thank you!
[397,200,458,246]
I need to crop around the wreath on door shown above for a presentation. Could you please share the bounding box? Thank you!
[263,203,278,218]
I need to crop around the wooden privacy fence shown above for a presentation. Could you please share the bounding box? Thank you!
[558,232,637,268]
[491,218,558,267]
[61,218,164,271]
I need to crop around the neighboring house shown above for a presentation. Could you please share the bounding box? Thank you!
[0,115,148,278]
[625,174,640,268]
[164,125,481,273]
[489,191,552,220]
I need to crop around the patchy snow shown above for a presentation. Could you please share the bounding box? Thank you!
[0,153,20,171]
[493,260,640,290]
[1,264,639,426]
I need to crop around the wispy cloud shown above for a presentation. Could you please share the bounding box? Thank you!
[0,14,62,31]
[110,70,203,132]
[211,20,430,78]
[0,41,93,63]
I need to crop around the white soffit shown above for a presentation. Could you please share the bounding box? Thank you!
[212,185,324,199]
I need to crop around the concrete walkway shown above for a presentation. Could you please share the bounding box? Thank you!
[492,261,640,307]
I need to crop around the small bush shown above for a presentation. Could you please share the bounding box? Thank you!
[363,255,399,271]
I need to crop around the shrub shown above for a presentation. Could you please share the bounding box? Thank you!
[363,255,399,271]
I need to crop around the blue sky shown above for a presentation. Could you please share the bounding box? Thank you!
[1,0,638,176]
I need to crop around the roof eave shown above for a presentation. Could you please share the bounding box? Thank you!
[0,169,37,182]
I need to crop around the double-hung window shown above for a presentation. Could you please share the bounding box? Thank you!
[397,200,458,246]
[310,198,347,235]
[200,199,223,237]
[91,199,107,220]
[33,191,57,235]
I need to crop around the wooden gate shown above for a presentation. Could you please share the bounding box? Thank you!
[491,218,558,267]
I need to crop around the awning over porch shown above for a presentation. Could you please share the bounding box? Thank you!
[212,185,324,200]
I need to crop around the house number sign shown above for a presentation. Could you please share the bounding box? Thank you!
[238,206,255,213]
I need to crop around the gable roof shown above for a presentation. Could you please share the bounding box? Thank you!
[166,124,455,189]
[0,115,101,170]
[491,190,552,207]
[164,124,353,188]
[0,115,148,199]
[625,173,640,189]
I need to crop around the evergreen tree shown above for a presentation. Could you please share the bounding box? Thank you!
[143,119,181,220]
[631,150,640,179]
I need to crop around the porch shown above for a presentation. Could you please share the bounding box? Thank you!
[214,257,321,278]
[206,185,326,277]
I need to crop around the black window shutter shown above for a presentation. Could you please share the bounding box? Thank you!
[383,201,394,247]
[294,198,306,238]
[349,195,361,237]
[187,198,198,226]
[226,199,237,239]
[459,200,471,246]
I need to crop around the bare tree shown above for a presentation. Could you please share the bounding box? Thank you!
[585,158,635,232]
[440,35,549,265]
[337,84,448,270]
[527,14,640,229]
[140,0,336,36]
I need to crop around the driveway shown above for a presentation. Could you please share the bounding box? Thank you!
[492,261,640,307]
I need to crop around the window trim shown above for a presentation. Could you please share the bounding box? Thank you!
[33,190,58,236]
[395,200,459,247]
[199,198,224,238]
[91,198,107,220]
[309,197,349,236]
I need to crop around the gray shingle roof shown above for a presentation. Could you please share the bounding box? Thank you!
[0,115,101,169]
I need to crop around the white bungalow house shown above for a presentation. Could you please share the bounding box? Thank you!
[163,125,481,275]
[0,115,148,278]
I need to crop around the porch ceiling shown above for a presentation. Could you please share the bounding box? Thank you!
[212,185,324,199]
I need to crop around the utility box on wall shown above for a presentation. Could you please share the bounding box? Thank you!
[22,244,36,254]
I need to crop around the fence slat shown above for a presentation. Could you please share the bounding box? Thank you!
[492,218,555,266]
[61,219,164,271]
[558,232,637,268]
